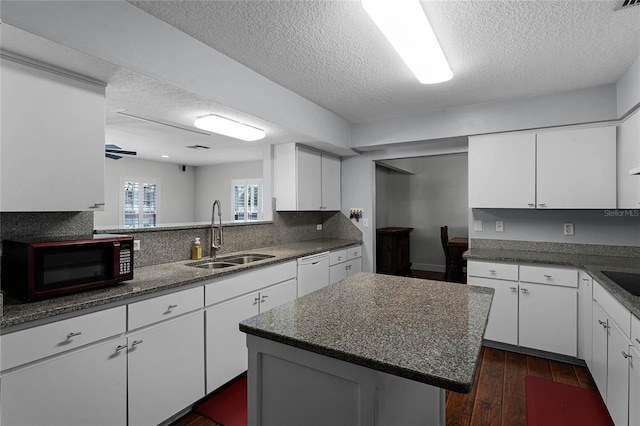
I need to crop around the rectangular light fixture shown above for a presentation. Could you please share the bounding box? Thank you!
[362,0,453,84]
[194,115,266,141]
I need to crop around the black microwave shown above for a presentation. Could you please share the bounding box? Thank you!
[1,234,134,301]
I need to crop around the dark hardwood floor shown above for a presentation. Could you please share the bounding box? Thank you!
[170,346,597,426]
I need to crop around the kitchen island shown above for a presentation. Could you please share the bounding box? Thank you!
[240,272,494,426]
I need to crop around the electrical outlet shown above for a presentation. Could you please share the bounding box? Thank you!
[316,224,323,231]
[133,240,141,251]
[495,221,504,232]
[473,220,483,232]
[363,218,369,227]
[564,223,575,236]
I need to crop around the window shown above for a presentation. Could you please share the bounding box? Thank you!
[122,179,159,227]
[232,179,263,222]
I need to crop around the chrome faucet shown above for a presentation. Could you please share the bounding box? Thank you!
[210,200,223,257]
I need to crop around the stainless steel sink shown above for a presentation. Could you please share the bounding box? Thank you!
[188,261,238,270]
[222,254,275,264]
[187,254,274,269]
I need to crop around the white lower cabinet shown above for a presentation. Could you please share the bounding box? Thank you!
[606,320,632,426]
[578,271,594,369]
[468,261,577,356]
[128,311,205,426]
[0,337,127,426]
[329,246,362,285]
[592,302,609,398]
[518,281,577,357]
[467,276,519,345]
[205,277,297,393]
[629,344,640,426]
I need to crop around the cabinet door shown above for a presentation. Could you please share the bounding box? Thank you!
[468,277,518,345]
[128,312,205,426]
[259,279,297,313]
[346,258,362,277]
[330,262,348,284]
[206,292,258,393]
[296,146,322,210]
[592,302,609,398]
[0,338,127,426]
[578,271,594,368]
[606,321,631,426]
[0,57,105,212]
[618,109,640,209]
[468,132,536,208]
[321,154,341,210]
[536,126,616,209]
[519,283,577,356]
[629,345,640,426]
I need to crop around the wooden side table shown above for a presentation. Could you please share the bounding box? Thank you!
[376,227,413,274]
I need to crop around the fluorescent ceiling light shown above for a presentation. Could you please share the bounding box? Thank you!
[194,115,266,141]
[362,0,453,84]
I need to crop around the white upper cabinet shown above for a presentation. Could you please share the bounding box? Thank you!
[536,126,616,209]
[617,109,640,209]
[0,56,106,212]
[469,126,616,209]
[274,143,341,211]
[468,132,536,208]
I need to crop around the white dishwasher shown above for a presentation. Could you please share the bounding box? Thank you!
[297,252,330,297]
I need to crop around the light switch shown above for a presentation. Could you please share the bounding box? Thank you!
[473,220,483,232]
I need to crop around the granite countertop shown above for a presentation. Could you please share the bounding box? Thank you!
[1,238,361,330]
[240,272,494,393]
[465,247,640,318]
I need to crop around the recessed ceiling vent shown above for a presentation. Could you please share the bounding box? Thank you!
[186,144,210,150]
[614,0,639,11]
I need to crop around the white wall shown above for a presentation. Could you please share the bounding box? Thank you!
[194,161,263,222]
[377,154,468,271]
[618,55,640,118]
[95,156,195,227]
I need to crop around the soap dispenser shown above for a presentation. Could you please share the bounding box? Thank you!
[191,237,202,260]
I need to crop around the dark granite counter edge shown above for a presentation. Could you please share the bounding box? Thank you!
[465,248,640,318]
[239,323,473,393]
[1,238,362,330]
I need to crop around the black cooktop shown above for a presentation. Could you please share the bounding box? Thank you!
[601,271,640,297]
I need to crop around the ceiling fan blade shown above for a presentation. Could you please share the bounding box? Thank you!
[105,144,122,150]
[105,153,122,160]
[105,149,137,156]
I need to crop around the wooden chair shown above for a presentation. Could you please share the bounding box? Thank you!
[440,226,452,282]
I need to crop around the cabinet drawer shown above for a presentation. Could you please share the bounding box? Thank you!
[128,286,203,330]
[1,306,126,371]
[633,315,640,347]
[347,245,362,260]
[467,260,518,281]
[593,280,631,337]
[330,250,347,266]
[205,261,297,306]
[519,265,578,288]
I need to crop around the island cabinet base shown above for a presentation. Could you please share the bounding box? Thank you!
[246,335,445,426]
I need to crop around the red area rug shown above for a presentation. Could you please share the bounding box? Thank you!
[525,375,613,426]
[195,375,247,426]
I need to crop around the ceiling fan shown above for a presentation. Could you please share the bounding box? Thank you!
[105,144,137,160]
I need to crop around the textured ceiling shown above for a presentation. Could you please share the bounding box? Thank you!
[130,0,640,123]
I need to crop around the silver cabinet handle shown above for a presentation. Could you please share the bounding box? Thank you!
[544,275,552,279]
[538,203,547,208]
[520,288,529,294]
[527,203,535,207]
[489,269,497,275]
[635,338,640,344]
[598,320,610,329]
[67,332,82,339]
[89,203,105,209]
[622,351,632,359]
[261,295,268,303]
[131,340,143,347]
[168,304,178,310]
[582,278,590,281]
[116,344,128,352]
[253,297,260,305]
[509,286,518,292]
